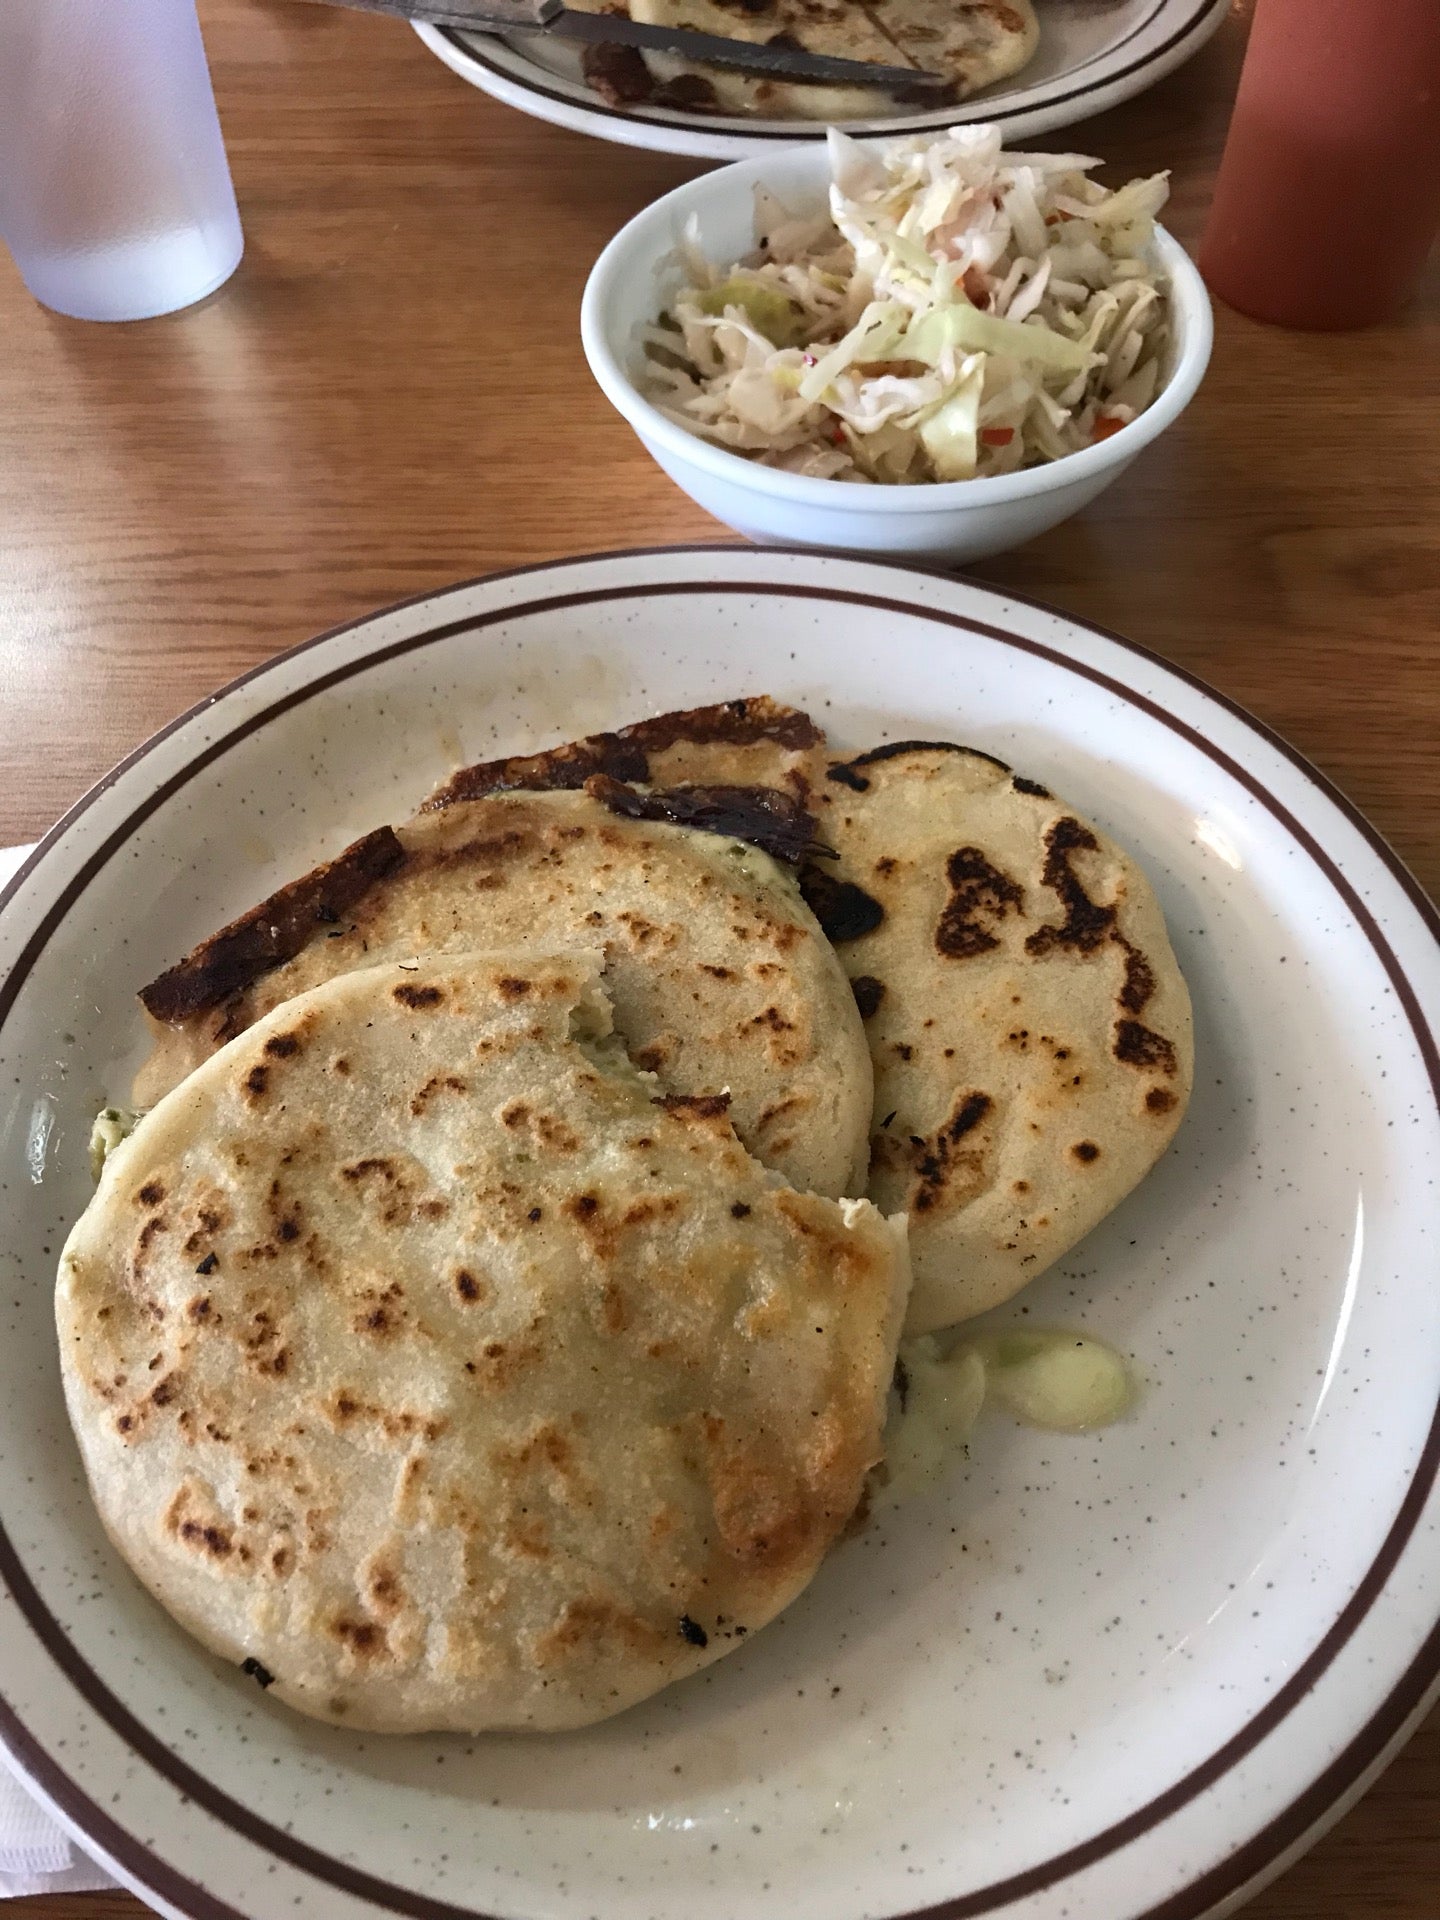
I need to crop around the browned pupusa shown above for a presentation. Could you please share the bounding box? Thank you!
[135,780,870,1201]
[809,742,1193,1329]
[564,0,1039,119]
[58,951,910,1733]
[429,698,1193,1331]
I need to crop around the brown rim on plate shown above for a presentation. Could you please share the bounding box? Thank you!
[433,0,1217,142]
[0,552,1436,1920]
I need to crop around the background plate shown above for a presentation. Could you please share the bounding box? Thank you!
[416,0,1228,160]
[0,547,1436,1920]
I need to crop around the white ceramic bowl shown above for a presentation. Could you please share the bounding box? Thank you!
[581,145,1214,563]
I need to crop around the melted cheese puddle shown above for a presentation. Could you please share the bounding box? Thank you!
[882,1326,1136,1502]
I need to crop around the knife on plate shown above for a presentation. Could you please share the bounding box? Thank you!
[311,0,947,90]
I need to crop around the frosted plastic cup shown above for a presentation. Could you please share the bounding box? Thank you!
[1200,0,1440,329]
[0,0,243,323]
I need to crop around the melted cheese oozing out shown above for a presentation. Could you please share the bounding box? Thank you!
[882,1327,1136,1502]
[88,1105,142,1181]
[882,1336,986,1502]
[978,1329,1135,1433]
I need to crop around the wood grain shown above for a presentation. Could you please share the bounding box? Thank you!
[0,1,1435,1914]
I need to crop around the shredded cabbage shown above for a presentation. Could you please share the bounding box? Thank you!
[917,357,984,480]
[642,123,1170,486]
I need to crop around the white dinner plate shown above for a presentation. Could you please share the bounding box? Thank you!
[415,0,1228,161]
[0,546,1436,1920]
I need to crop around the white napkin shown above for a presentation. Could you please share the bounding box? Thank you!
[0,844,120,1897]
[0,846,33,892]
[0,1755,114,1896]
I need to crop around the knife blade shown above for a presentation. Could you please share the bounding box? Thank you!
[324,0,946,89]
[528,7,942,89]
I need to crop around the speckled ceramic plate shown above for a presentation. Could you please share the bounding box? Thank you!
[416,0,1228,162]
[0,547,1437,1920]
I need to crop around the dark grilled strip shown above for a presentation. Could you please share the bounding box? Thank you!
[829,741,1021,787]
[423,696,821,813]
[622,695,821,756]
[798,863,886,942]
[580,40,655,106]
[138,826,405,1024]
[655,1091,732,1119]
[423,734,649,810]
[651,72,724,111]
[826,762,871,792]
[584,774,818,865]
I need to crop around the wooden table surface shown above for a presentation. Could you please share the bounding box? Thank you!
[1,0,1436,1913]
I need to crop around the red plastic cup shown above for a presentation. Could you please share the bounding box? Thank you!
[1200,0,1440,329]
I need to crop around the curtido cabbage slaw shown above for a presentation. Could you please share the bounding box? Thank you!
[641,125,1171,485]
